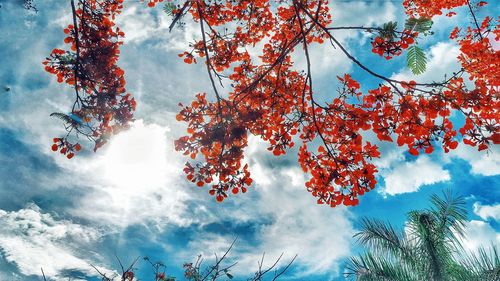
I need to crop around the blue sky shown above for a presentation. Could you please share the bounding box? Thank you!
[0,0,498,280]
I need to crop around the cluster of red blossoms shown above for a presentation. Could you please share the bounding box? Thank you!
[167,0,498,206]
[44,0,135,158]
[51,138,81,159]
[371,30,418,60]
[144,0,168,8]
[171,0,333,203]
[47,0,498,208]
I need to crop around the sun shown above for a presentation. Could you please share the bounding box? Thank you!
[102,120,171,191]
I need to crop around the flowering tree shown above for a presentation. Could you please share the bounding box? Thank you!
[45,0,499,207]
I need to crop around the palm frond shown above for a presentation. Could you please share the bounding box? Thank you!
[457,246,500,281]
[349,192,496,281]
[407,210,455,281]
[345,253,418,281]
[430,190,467,243]
[355,218,411,258]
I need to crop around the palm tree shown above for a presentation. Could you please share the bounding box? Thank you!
[344,191,499,281]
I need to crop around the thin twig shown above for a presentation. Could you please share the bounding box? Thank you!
[41,268,47,281]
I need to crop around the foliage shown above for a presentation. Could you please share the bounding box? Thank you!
[344,192,500,281]
[44,0,135,157]
[163,2,176,16]
[406,45,427,75]
[44,0,499,207]
[404,17,433,34]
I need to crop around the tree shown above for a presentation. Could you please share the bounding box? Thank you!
[344,191,499,281]
[44,0,499,206]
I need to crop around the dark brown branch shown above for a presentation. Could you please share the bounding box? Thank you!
[90,264,113,281]
[70,0,83,112]
[327,26,404,34]
[272,254,297,281]
[196,1,222,105]
[292,0,336,159]
[298,4,451,90]
[168,0,192,32]
[466,0,484,40]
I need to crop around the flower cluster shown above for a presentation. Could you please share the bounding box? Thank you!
[43,0,498,207]
[44,0,135,156]
[169,0,332,203]
[165,0,499,206]
[51,138,81,159]
[403,0,468,18]
[371,30,418,59]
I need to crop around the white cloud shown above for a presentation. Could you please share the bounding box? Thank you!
[181,137,355,280]
[446,144,500,176]
[250,168,354,278]
[473,202,500,221]
[382,156,450,196]
[461,220,500,253]
[331,1,399,30]
[0,204,114,279]
[116,3,200,51]
[391,41,461,83]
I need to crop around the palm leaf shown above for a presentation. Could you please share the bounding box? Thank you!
[345,253,418,281]
[347,192,498,281]
[430,191,467,242]
[407,45,427,75]
[457,246,500,280]
[355,218,409,258]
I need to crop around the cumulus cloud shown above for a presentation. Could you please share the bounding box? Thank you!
[461,220,500,253]
[0,204,114,279]
[116,4,200,51]
[473,202,500,221]
[180,137,355,279]
[381,156,451,196]
[331,0,399,31]
[446,145,500,176]
[391,41,461,83]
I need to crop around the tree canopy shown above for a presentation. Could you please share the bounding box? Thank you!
[44,0,499,206]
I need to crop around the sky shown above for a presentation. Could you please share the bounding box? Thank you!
[0,0,499,280]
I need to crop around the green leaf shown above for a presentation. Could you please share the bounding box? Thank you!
[379,21,398,40]
[405,18,433,34]
[406,45,427,75]
[163,2,176,16]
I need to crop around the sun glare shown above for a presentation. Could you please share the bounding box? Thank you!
[102,120,171,191]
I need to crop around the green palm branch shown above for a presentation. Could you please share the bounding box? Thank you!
[345,191,499,281]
